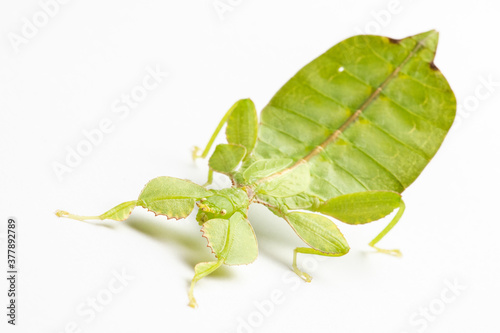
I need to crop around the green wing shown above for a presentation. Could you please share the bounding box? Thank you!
[238,30,456,207]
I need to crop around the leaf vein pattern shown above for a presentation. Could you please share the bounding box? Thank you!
[337,137,405,189]
[256,138,286,156]
[381,93,446,130]
[358,115,431,160]
[401,73,448,92]
[298,80,355,111]
[317,152,370,191]
[268,103,331,131]
[310,174,344,196]
[260,122,313,148]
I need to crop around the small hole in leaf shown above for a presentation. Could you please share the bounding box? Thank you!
[338,66,344,72]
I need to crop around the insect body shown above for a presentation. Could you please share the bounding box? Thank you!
[56,30,456,307]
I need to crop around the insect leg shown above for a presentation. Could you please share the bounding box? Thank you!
[368,199,406,257]
[189,212,257,307]
[268,210,349,282]
[316,191,405,257]
[188,259,224,308]
[55,200,137,222]
[293,247,347,282]
[203,168,214,186]
[192,102,238,160]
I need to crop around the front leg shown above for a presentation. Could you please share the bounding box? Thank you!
[193,98,257,160]
[192,101,237,160]
[56,177,213,222]
[205,143,246,185]
[188,212,258,308]
[188,259,224,308]
[193,99,258,184]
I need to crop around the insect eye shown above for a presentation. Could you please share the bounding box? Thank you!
[201,198,207,202]
[220,209,227,215]
[196,202,212,212]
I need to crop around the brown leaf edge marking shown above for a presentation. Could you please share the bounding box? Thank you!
[200,215,258,266]
[201,225,218,256]
[141,205,192,221]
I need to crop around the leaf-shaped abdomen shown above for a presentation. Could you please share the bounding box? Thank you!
[252,30,456,201]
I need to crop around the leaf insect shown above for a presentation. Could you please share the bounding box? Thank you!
[56,30,456,307]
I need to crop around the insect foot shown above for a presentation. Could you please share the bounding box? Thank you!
[292,248,314,283]
[188,297,198,308]
[192,146,202,161]
[293,267,313,283]
[370,246,402,257]
[55,210,68,217]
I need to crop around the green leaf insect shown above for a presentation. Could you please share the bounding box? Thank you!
[56,30,456,307]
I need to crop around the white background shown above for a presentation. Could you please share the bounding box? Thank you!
[1,0,499,332]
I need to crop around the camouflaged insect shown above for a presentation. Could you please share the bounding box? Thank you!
[57,30,456,307]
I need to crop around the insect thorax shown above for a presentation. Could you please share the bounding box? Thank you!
[196,187,249,224]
